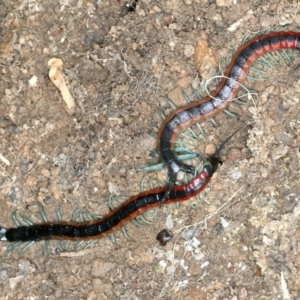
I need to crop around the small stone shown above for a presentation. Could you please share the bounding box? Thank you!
[205,143,216,155]
[207,204,217,213]
[41,169,50,177]
[184,45,195,58]
[227,149,241,161]
[9,275,24,289]
[272,144,289,160]
[216,0,233,6]
[26,175,37,186]
[28,75,38,87]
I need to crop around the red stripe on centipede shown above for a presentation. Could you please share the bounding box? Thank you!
[1,126,242,243]
[2,164,214,242]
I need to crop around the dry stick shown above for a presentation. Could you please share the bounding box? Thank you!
[48,58,76,115]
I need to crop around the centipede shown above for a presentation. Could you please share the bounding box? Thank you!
[158,30,300,201]
[0,127,234,243]
[0,30,299,249]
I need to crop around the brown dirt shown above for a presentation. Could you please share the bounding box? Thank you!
[0,0,300,299]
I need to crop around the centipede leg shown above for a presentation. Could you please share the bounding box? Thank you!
[180,162,195,174]
[160,159,195,203]
[160,171,177,202]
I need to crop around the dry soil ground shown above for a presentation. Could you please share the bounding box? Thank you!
[0,0,300,299]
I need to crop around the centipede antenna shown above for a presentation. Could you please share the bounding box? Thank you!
[121,226,134,241]
[4,241,22,258]
[20,241,35,255]
[213,125,247,159]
